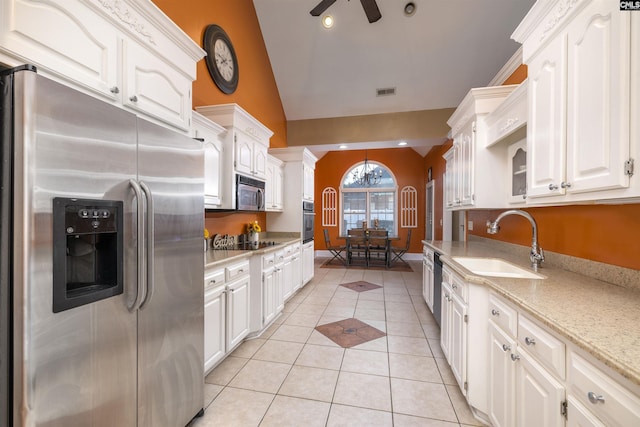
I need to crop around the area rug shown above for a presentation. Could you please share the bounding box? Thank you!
[319,258,413,272]
[315,318,386,348]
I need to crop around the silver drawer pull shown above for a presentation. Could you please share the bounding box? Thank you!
[587,392,605,404]
[524,337,536,346]
[209,279,216,285]
[491,309,500,316]
[502,344,511,352]
[452,284,457,289]
[510,353,520,362]
[129,95,138,103]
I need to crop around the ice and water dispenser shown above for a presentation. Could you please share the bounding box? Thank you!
[52,198,123,313]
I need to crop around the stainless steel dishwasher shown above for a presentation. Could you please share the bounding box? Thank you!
[433,252,443,326]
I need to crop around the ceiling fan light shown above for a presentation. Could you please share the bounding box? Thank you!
[404,2,416,17]
[322,15,334,28]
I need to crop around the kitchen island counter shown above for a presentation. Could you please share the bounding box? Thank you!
[423,239,640,388]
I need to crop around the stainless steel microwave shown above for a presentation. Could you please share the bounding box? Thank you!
[236,174,265,211]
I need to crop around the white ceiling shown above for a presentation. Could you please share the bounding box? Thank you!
[253,0,535,154]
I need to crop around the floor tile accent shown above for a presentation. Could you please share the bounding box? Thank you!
[340,280,383,292]
[315,317,386,348]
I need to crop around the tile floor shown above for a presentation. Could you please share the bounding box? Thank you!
[191,258,485,427]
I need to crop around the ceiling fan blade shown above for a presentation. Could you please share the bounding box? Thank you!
[360,0,381,23]
[310,0,337,16]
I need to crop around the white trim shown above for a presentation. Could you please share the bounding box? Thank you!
[488,46,523,87]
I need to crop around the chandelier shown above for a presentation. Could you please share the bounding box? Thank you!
[352,152,383,186]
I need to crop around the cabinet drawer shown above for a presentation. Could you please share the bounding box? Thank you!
[488,293,518,337]
[518,315,565,379]
[226,260,250,281]
[274,249,286,265]
[450,272,466,302]
[569,352,640,427]
[262,253,276,269]
[205,269,225,289]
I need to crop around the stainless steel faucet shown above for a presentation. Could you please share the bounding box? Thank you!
[486,209,545,271]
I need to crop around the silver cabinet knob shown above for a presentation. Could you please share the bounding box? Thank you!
[110,86,120,94]
[129,95,138,102]
[502,344,511,352]
[548,183,559,190]
[510,353,520,362]
[524,337,536,346]
[587,392,605,404]
[452,284,457,290]
[491,309,500,316]
[561,181,572,188]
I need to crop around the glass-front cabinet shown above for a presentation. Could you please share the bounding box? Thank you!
[508,139,527,204]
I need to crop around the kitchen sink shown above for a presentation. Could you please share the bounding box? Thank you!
[452,257,545,279]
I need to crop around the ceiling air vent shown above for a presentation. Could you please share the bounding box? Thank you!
[376,87,396,97]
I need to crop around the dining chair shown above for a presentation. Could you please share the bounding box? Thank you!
[346,228,367,266]
[323,229,346,265]
[390,229,412,266]
[367,229,389,268]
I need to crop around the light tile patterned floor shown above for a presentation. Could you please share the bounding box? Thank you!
[190,258,485,427]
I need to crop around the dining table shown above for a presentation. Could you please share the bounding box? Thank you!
[338,230,400,268]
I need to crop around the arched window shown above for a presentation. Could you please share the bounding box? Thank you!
[340,161,397,235]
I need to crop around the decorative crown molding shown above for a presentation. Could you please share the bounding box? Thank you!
[97,0,156,45]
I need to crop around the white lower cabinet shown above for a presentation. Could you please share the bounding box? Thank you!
[515,347,565,427]
[486,291,640,427]
[203,259,250,374]
[422,246,434,312]
[302,241,314,285]
[204,284,226,373]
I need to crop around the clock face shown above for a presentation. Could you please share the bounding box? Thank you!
[204,24,239,94]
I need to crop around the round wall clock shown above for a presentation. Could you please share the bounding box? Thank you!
[203,24,239,94]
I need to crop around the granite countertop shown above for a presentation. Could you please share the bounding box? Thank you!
[422,239,640,388]
[205,236,302,269]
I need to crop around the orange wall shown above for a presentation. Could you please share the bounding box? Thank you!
[423,140,453,241]
[315,148,426,253]
[153,0,287,148]
[467,206,640,270]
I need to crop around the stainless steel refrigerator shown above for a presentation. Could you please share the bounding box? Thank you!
[0,66,204,426]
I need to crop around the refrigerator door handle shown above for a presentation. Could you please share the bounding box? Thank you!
[128,179,147,312]
[139,180,154,309]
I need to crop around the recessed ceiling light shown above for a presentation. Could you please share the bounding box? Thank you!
[322,15,334,28]
[339,144,348,149]
[398,141,408,146]
[404,2,416,17]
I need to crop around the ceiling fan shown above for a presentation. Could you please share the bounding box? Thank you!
[310,0,382,23]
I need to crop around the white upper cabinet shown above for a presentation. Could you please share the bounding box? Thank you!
[0,0,204,132]
[445,85,518,210]
[266,155,284,211]
[192,111,226,208]
[514,0,638,203]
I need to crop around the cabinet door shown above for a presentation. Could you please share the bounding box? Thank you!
[200,133,223,207]
[262,268,276,326]
[226,275,250,350]
[527,35,567,199]
[274,166,284,209]
[440,281,452,361]
[515,349,565,427]
[303,164,315,201]
[302,242,314,285]
[253,143,268,180]
[443,148,456,208]
[291,251,302,294]
[204,285,226,373]
[508,139,528,204]
[565,0,631,194]
[0,0,119,100]
[566,396,606,427]
[488,322,517,427]
[122,39,192,131]
[235,133,254,176]
[459,128,474,206]
[265,162,276,209]
[423,257,434,312]
[450,292,467,393]
[282,256,294,302]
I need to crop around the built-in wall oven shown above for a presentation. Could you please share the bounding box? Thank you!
[236,174,265,211]
[302,201,314,243]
